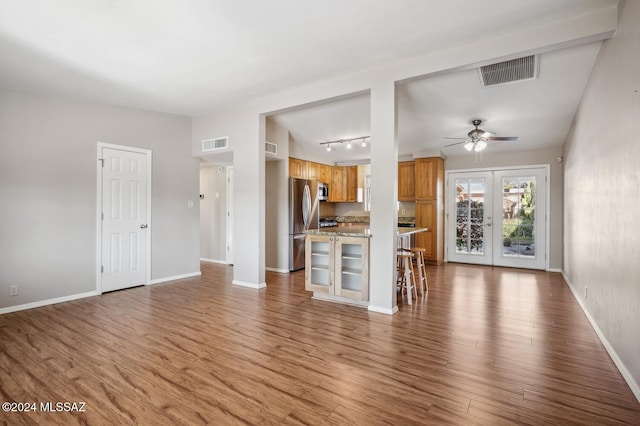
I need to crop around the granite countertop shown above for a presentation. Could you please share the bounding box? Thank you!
[321,215,416,226]
[305,225,372,237]
[305,226,428,238]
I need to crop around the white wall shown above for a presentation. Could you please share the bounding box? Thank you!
[563,0,640,397]
[265,161,288,271]
[192,107,266,288]
[445,147,564,270]
[199,165,227,262]
[265,117,290,272]
[0,88,200,310]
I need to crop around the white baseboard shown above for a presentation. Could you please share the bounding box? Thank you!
[148,271,201,286]
[368,304,399,315]
[562,271,640,403]
[312,293,369,308]
[547,267,562,273]
[232,280,267,289]
[0,291,100,315]
[200,258,228,265]
[265,267,289,274]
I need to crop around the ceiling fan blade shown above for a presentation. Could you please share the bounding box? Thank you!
[487,136,518,141]
[444,137,467,140]
[444,140,468,147]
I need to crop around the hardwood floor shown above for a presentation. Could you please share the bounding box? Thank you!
[1,262,639,425]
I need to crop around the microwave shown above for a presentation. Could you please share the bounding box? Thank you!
[318,181,329,201]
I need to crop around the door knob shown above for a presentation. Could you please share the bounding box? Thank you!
[140,224,148,229]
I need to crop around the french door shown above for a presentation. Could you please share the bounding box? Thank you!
[447,167,547,270]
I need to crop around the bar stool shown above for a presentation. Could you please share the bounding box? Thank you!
[411,247,428,295]
[397,252,417,305]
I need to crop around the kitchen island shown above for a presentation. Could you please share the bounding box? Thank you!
[304,226,427,306]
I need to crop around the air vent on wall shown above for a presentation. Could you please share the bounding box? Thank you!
[202,136,228,152]
[265,141,277,156]
[479,55,538,87]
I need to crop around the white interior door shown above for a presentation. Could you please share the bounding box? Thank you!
[101,147,149,292]
[447,167,547,270]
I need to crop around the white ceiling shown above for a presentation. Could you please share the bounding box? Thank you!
[270,42,603,162]
[0,0,617,161]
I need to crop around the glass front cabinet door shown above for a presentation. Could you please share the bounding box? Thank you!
[305,234,369,301]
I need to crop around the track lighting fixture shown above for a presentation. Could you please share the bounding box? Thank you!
[319,136,370,151]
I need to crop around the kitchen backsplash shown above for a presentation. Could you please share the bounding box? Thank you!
[321,202,416,223]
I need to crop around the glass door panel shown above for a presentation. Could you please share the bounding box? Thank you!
[493,169,546,269]
[448,172,493,265]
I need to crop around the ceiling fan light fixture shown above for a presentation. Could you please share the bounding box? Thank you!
[464,141,475,151]
[475,140,487,151]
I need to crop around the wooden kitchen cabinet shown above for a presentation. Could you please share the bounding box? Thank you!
[290,158,332,186]
[330,166,346,201]
[289,157,308,179]
[414,157,444,264]
[398,161,415,201]
[346,166,358,202]
[415,157,444,200]
[308,161,331,184]
[329,166,358,202]
[307,161,319,180]
[415,200,443,264]
[305,234,369,301]
[317,164,331,184]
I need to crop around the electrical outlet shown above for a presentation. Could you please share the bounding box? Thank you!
[9,285,18,297]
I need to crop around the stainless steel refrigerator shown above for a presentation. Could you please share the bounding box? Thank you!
[289,177,320,271]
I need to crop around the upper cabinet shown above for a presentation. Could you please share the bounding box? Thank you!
[329,166,346,202]
[290,158,332,185]
[347,166,358,202]
[289,157,308,179]
[309,162,329,183]
[285,158,359,204]
[398,161,415,201]
[415,158,444,200]
[329,165,358,202]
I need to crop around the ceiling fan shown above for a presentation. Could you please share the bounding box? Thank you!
[445,119,518,152]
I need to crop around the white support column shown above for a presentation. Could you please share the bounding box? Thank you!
[231,112,266,289]
[368,80,398,315]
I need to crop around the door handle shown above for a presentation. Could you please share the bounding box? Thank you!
[140,224,148,229]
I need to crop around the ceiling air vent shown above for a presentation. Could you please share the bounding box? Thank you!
[479,55,538,87]
[202,136,228,152]
[265,141,277,156]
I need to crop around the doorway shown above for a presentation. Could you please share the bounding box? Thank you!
[97,143,152,292]
[446,166,548,270]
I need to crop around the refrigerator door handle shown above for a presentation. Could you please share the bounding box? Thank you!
[302,184,311,228]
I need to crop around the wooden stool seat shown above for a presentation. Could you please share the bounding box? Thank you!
[411,247,428,295]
